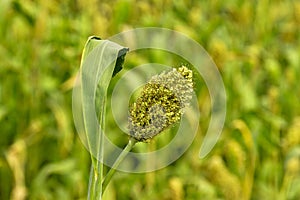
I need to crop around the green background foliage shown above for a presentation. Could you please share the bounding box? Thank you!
[0,0,299,199]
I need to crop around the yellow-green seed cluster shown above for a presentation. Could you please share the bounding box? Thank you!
[128,66,194,141]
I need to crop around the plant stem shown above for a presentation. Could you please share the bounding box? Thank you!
[93,100,106,199]
[94,141,104,199]
[88,157,98,199]
[102,137,137,193]
[87,164,95,199]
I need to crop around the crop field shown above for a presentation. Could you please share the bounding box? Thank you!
[0,0,299,200]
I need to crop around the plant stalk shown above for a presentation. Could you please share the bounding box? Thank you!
[102,137,137,193]
[93,100,106,199]
[87,164,95,199]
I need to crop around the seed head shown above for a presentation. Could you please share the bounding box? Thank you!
[128,66,194,141]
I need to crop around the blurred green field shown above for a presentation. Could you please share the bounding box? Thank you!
[0,0,300,199]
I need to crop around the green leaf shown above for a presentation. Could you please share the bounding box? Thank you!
[73,36,128,199]
[76,36,128,157]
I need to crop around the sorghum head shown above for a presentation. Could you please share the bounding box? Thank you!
[128,66,194,141]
